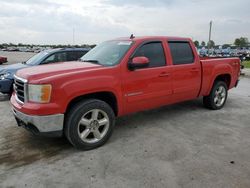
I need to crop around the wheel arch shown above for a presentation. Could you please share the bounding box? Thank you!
[65,91,119,117]
[214,74,231,88]
[206,73,231,96]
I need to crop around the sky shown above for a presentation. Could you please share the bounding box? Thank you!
[0,0,249,45]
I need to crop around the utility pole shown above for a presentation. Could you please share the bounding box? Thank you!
[209,21,212,42]
[208,21,212,55]
[73,27,75,46]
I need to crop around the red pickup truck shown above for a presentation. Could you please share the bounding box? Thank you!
[11,36,240,150]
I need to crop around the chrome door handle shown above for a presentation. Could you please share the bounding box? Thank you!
[190,68,199,72]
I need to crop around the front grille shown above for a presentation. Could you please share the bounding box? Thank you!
[14,76,27,103]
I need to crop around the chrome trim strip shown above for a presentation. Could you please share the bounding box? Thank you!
[13,74,28,104]
[15,93,24,105]
[24,82,28,103]
[126,92,143,97]
[14,74,28,83]
[12,108,64,132]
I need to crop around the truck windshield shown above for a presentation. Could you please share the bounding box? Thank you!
[81,40,133,66]
[25,51,48,65]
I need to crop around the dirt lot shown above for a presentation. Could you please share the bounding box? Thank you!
[0,51,36,65]
[0,52,250,188]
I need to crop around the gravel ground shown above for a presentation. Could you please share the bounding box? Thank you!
[0,52,250,188]
[0,51,36,65]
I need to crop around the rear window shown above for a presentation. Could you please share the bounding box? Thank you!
[76,51,88,59]
[67,51,76,61]
[168,41,194,65]
[66,51,88,61]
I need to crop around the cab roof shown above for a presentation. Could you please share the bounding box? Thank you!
[115,36,191,42]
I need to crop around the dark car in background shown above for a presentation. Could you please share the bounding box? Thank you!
[0,56,8,64]
[0,48,90,95]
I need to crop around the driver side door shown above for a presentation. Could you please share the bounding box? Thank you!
[122,41,173,114]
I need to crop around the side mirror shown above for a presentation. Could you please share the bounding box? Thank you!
[128,56,149,70]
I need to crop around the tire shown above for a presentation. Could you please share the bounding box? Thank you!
[203,81,228,110]
[64,99,115,150]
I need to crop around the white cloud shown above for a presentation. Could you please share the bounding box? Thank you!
[0,0,249,45]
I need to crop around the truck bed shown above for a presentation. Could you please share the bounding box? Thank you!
[199,57,240,97]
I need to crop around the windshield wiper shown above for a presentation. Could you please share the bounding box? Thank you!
[82,59,99,63]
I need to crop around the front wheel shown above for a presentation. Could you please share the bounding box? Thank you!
[203,81,228,110]
[64,99,115,150]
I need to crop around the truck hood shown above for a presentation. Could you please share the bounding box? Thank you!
[16,61,103,81]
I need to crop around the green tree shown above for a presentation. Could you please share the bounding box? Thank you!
[207,40,215,48]
[234,37,249,47]
[9,43,16,46]
[194,40,199,48]
[234,38,241,47]
[201,41,206,47]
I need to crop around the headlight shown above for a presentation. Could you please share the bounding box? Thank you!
[0,72,11,80]
[28,84,52,103]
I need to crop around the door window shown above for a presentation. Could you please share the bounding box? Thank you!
[133,42,166,68]
[168,42,194,65]
[42,52,67,64]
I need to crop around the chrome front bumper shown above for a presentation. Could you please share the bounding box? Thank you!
[12,108,64,137]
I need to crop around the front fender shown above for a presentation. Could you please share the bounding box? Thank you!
[52,74,122,114]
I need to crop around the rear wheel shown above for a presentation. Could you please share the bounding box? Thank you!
[203,81,228,110]
[64,99,115,150]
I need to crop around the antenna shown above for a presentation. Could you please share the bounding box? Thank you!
[130,34,135,39]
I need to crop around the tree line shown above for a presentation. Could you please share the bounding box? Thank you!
[193,37,249,48]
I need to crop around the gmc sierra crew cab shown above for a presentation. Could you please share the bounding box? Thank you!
[11,36,240,150]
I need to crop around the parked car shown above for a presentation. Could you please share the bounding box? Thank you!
[0,56,7,64]
[11,36,240,150]
[0,48,90,95]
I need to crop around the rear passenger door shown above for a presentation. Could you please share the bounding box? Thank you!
[168,41,201,101]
